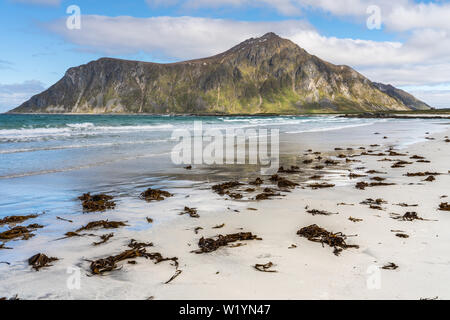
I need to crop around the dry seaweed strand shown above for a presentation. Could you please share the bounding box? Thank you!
[93,233,114,246]
[89,239,179,281]
[0,213,39,226]
[297,224,359,256]
[28,253,58,271]
[194,232,262,253]
[306,209,338,216]
[254,262,277,273]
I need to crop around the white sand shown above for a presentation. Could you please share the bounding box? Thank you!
[0,129,449,300]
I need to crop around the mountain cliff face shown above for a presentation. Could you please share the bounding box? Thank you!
[10,33,431,114]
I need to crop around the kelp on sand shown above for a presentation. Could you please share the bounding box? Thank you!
[194,232,262,254]
[297,224,359,256]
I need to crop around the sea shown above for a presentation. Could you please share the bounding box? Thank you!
[0,114,448,222]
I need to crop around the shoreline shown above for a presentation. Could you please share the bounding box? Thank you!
[3,111,450,118]
[0,123,449,299]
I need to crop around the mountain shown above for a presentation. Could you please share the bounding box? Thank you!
[9,32,431,114]
[371,82,431,111]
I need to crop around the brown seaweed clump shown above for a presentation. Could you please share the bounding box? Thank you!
[28,253,58,271]
[297,224,359,256]
[405,172,441,177]
[392,212,424,221]
[249,177,263,185]
[139,188,173,202]
[255,191,281,200]
[76,220,127,232]
[0,214,39,226]
[356,181,395,190]
[0,226,35,241]
[181,207,200,218]
[308,183,335,189]
[79,193,116,212]
[194,232,262,253]
[277,177,298,189]
[212,181,243,195]
[438,202,450,211]
[89,239,178,277]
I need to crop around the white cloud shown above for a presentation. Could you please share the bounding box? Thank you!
[46,16,315,60]
[45,15,450,77]
[0,80,46,113]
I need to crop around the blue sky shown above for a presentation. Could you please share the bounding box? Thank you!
[1,0,450,112]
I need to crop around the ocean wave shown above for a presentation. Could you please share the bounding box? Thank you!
[0,139,171,154]
[0,123,174,142]
[285,122,376,134]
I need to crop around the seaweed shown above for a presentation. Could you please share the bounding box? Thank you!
[395,203,418,207]
[56,216,73,223]
[212,181,243,195]
[181,207,200,218]
[297,224,359,256]
[76,220,127,232]
[306,209,338,216]
[392,212,425,221]
[405,172,441,177]
[254,262,277,273]
[255,192,280,200]
[194,227,203,234]
[382,262,398,270]
[391,160,412,168]
[0,226,35,241]
[278,166,301,173]
[89,239,178,277]
[303,159,313,164]
[0,243,12,250]
[0,213,38,226]
[277,177,298,189]
[366,170,386,174]
[356,181,395,190]
[348,217,363,222]
[79,193,116,212]
[370,176,386,182]
[28,253,58,271]
[194,232,261,253]
[165,269,182,284]
[93,233,114,246]
[324,159,339,165]
[308,183,335,189]
[424,176,436,182]
[396,233,409,238]
[212,223,225,229]
[249,177,263,185]
[438,202,450,211]
[349,173,367,179]
[139,188,173,202]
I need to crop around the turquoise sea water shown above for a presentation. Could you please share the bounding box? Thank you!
[0,114,447,220]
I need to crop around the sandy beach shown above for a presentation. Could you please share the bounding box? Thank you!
[0,120,449,300]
